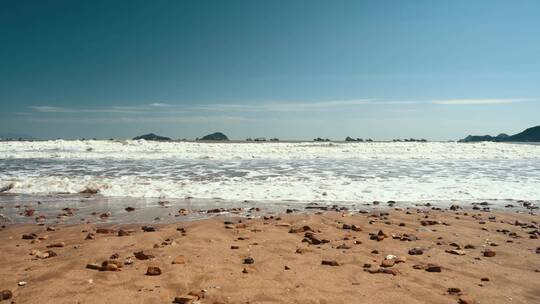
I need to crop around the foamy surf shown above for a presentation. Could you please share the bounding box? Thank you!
[1,141,539,204]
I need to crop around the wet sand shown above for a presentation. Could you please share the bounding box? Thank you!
[0,207,539,304]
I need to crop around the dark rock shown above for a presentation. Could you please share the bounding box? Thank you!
[243,257,255,264]
[145,266,161,276]
[199,132,229,141]
[134,251,154,260]
[141,226,156,232]
[425,264,442,272]
[483,249,496,257]
[133,133,171,141]
[22,233,38,240]
[408,247,424,255]
[0,290,12,300]
[321,260,340,266]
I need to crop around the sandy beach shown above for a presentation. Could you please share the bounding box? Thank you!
[1,206,538,304]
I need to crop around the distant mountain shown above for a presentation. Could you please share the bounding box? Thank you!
[459,126,540,142]
[133,133,171,141]
[0,132,34,140]
[199,132,229,141]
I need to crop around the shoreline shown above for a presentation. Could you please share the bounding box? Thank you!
[1,193,538,225]
[1,207,538,303]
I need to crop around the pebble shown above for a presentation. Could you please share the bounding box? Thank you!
[447,287,461,295]
[47,242,65,248]
[483,249,496,257]
[172,255,186,264]
[118,229,130,236]
[446,249,466,255]
[381,259,395,267]
[321,260,340,266]
[134,251,154,260]
[1,290,12,300]
[458,297,475,304]
[425,264,442,272]
[243,257,255,264]
[145,266,162,276]
[173,295,199,304]
[141,226,156,232]
[96,228,115,234]
[408,247,424,255]
[22,233,38,240]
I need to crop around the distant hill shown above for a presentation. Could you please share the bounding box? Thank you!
[459,126,540,142]
[133,133,171,141]
[199,132,229,141]
[0,132,34,140]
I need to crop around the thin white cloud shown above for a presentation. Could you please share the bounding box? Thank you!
[148,102,173,107]
[28,97,531,117]
[26,115,251,124]
[431,98,528,105]
[31,106,71,113]
[193,99,418,112]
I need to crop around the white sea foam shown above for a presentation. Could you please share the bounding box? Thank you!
[1,140,539,203]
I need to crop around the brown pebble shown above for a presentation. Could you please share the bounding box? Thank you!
[483,249,496,257]
[321,260,340,266]
[243,257,255,264]
[173,295,199,304]
[47,242,65,248]
[458,297,475,304]
[172,255,186,264]
[145,266,161,276]
[425,264,442,272]
[1,290,12,300]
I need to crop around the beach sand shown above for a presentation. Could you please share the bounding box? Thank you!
[0,207,539,303]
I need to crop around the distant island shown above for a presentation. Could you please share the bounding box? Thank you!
[198,132,229,141]
[459,125,540,142]
[133,133,171,141]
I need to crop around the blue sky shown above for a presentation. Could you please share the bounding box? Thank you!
[1,0,539,140]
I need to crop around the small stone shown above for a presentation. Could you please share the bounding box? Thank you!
[96,228,115,234]
[118,229,130,236]
[458,297,475,304]
[230,245,239,249]
[125,207,135,212]
[1,290,12,300]
[321,260,339,266]
[243,257,255,264]
[85,232,95,240]
[172,255,186,264]
[336,244,351,250]
[22,233,38,240]
[381,259,395,267]
[173,295,199,304]
[47,242,65,248]
[141,226,156,232]
[446,249,466,255]
[289,225,312,233]
[483,249,496,257]
[481,277,490,282]
[242,268,248,274]
[18,281,27,286]
[46,226,56,231]
[408,247,424,255]
[447,287,461,295]
[425,264,442,272]
[86,263,102,270]
[134,251,154,260]
[145,266,161,276]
